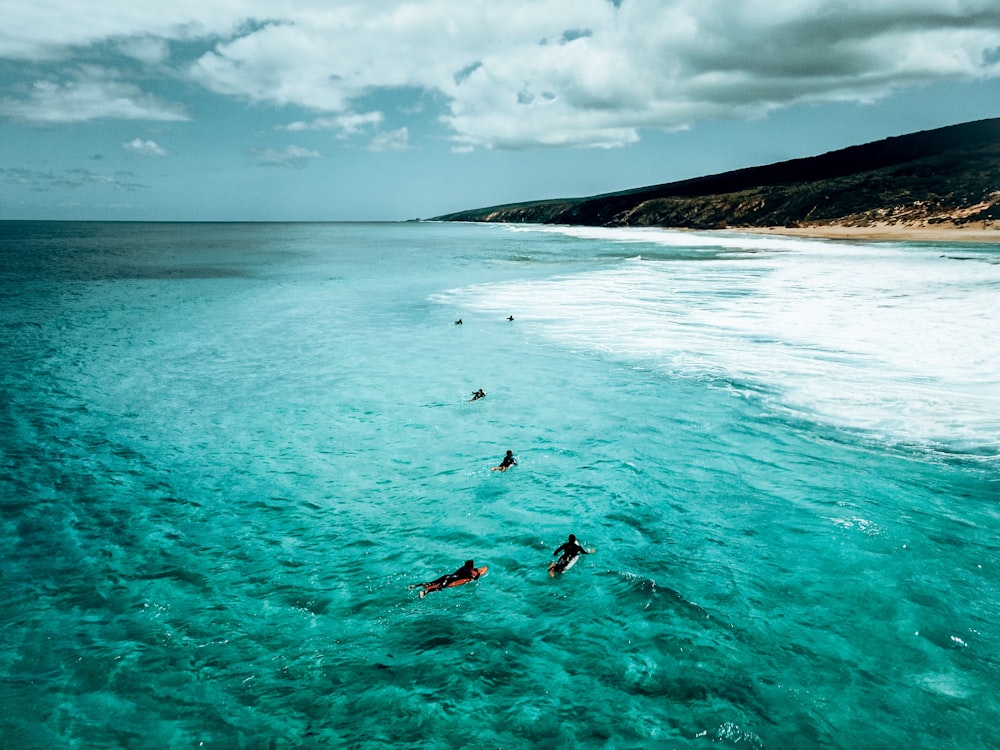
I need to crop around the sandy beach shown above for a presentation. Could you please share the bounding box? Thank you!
[743,222,1000,243]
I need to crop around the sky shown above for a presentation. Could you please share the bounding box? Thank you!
[1,0,1000,222]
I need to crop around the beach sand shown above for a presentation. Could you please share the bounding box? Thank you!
[742,222,1000,243]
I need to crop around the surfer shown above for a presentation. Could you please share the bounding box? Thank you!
[416,560,482,598]
[492,450,516,472]
[549,534,594,577]
[468,388,486,402]
[507,315,514,321]
[454,318,463,325]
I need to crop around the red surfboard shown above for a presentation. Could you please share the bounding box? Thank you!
[418,566,488,597]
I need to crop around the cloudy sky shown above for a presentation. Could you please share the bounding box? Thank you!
[2,0,999,221]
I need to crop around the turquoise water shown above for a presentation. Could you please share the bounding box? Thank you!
[1,221,998,749]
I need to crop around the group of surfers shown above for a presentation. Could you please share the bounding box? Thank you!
[414,314,592,598]
[413,533,595,598]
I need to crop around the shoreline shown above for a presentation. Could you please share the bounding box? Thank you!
[735,222,1000,243]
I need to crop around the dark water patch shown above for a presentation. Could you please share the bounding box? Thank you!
[119,264,254,280]
[133,567,211,589]
[603,570,714,621]
[2,320,44,331]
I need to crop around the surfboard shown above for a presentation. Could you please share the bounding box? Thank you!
[549,549,595,577]
[441,566,487,588]
[549,555,579,576]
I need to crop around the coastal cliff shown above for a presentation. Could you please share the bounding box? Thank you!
[434,118,1000,231]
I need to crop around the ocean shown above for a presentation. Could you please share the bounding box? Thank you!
[1,220,997,749]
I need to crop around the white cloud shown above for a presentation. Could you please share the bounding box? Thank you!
[123,137,167,155]
[2,1,1000,147]
[280,110,384,136]
[251,144,321,168]
[0,67,189,123]
[116,36,171,65]
[368,127,411,152]
[0,166,146,191]
[0,1,252,61]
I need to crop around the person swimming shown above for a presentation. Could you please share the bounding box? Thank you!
[549,533,594,577]
[415,560,482,598]
[492,450,516,472]
[468,388,486,402]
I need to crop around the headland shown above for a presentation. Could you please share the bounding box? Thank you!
[434,118,1000,242]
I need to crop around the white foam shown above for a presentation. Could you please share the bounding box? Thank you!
[520,223,856,253]
[439,227,1000,456]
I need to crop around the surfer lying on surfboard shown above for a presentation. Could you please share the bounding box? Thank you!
[491,450,516,472]
[411,559,486,598]
[549,534,595,577]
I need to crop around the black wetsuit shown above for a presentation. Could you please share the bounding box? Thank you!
[498,454,516,470]
[427,564,478,589]
[551,540,590,574]
[553,540,587,562]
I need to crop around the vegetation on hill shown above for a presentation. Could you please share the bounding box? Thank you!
[434,118,1000,230]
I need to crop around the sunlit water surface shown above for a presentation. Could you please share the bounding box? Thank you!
[1,221,998,749]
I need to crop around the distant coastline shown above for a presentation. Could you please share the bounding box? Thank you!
[435,118,1000,239]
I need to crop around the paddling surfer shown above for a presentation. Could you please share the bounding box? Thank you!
[549,534,594,577]
[415,560,481,598]
[492,450,516,472]
[468,388,486,402]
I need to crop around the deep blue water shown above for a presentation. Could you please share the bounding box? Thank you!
[1,220,998,749]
